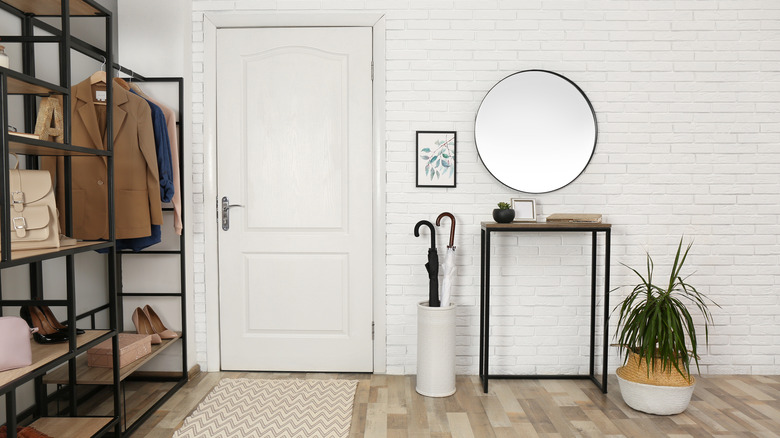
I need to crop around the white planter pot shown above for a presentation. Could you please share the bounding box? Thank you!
[416,301,456,397]
[616,373,695,415]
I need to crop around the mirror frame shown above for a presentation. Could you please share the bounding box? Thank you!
[474,69,598,194]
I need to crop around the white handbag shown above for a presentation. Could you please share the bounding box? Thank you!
[8,161,60,250]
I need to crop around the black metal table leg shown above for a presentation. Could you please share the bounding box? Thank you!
[602,229,611,393]
[483,230,491,394]
[590,231,597,380]
[479,228,486,385]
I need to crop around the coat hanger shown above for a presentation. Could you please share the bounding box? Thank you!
[90,56,107,85]
[113,76,130,91]
[113,63,135,91]
[130,82,151,99]
[124,68,151,99]
[89,70,106,85]
[89,56,108,105]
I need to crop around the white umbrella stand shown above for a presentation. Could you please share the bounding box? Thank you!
[417,301,456,397]
[415,212,458,397]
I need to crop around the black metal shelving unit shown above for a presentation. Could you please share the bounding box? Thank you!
[0,1,122,438]
[38,76,187,437]
[0,2,187,437]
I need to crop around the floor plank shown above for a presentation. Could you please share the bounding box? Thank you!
[126,374,780,437]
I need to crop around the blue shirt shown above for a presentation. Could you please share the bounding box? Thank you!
[132,89,174,202]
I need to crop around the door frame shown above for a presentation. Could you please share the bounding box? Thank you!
[202,12,387,373]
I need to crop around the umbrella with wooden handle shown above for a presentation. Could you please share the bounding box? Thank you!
[436,212,456,308]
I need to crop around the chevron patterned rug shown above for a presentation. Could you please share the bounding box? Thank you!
[172,378,358,438]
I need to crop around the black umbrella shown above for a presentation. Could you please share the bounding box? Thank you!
[414,220,440,307]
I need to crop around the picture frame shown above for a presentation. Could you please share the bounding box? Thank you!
[416,131,456,188]
[511,198,536,222]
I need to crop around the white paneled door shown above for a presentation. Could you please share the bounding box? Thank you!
[216,27,373,372]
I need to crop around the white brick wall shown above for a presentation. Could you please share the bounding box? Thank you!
[191,0,780,375]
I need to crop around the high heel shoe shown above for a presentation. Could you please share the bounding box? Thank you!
[131,307,161,344]
[143,305,178,340]
[39,305,85,335]
[20,306,69,344]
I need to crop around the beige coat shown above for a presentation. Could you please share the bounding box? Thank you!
[44,78,162,240]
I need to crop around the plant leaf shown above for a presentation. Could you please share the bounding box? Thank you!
[612,239,717,380]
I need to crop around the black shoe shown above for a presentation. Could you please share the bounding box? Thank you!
[32,330,70,344]
[20,305,70,344]
[19,305,33,326]
[40,305,85,335]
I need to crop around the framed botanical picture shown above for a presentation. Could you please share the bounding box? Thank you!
[416,131,456,187]
[511,198,537,222]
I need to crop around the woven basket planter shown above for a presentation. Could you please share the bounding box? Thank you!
[616,352,696,415]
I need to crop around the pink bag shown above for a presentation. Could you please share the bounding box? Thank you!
[0,316,35,372]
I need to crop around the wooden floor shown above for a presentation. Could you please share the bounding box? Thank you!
[132,372,780,437]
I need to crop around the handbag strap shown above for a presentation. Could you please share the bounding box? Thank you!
[9,154,24,213]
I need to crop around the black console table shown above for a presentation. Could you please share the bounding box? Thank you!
[479,221,611,394]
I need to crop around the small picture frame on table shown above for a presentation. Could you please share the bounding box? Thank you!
[511,198,536,222]
[416,131,456,188]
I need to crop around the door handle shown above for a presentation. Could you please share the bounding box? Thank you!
[221,196,244,231]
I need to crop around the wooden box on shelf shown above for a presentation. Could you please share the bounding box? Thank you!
[87,334,151,369]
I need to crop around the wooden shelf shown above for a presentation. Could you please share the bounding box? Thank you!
[79,380,177,431]
[6,76,59,95]
[7,134,111,156]
[1,0,103,16]
[43,334,182,385]
[481,221,612,230]
[30,417,113,438]
[1,241,114,268]
[0,330,108,388]
[0,67,67,95]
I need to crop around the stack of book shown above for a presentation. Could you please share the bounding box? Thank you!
[545,213,602,223]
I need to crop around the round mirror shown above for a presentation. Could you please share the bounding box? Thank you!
[475,70,597,193]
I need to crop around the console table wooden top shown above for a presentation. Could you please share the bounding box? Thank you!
[481,221,611,230]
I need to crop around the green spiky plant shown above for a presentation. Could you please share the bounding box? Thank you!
[497,202,511,210]
[614,238,718,380]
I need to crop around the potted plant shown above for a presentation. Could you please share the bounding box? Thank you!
[613,238,718,415]
[492,202,515,223]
